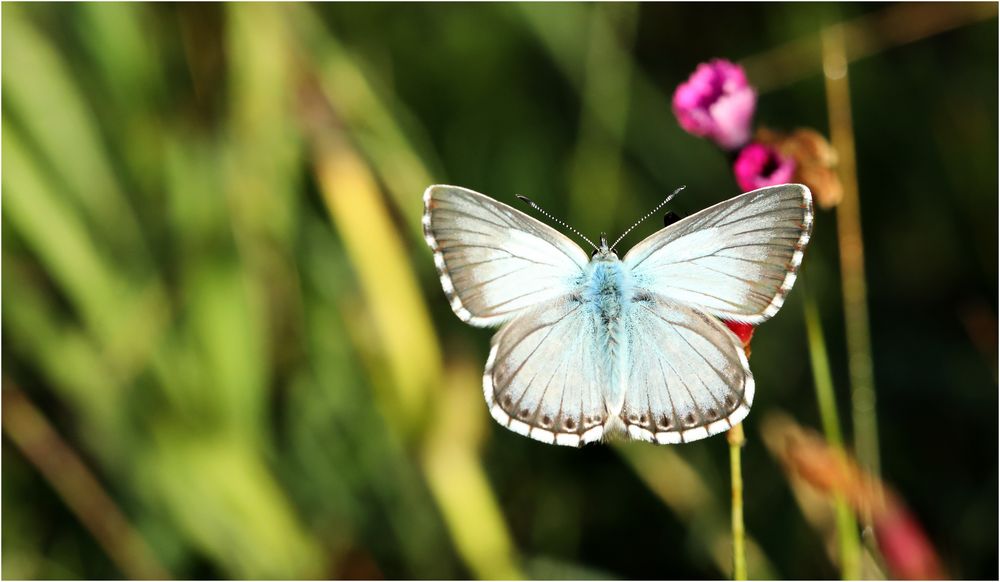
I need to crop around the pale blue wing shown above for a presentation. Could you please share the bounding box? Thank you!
[619,296,753,444]
[623,184,813,324]
[424,185,589,327]
[484,296,609,447]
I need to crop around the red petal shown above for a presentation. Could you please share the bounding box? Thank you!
[724,320,756,345]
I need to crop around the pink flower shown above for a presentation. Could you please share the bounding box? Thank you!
[672,59,757,150]
[733,142,796,192]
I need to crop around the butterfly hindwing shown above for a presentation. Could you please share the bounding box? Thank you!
[623,184,813,324]
[484,296,610,447]
[620,296,753,444]
[423,185,589,327]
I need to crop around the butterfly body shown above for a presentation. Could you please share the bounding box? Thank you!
[577,252,631,424]
[423,184,813,447]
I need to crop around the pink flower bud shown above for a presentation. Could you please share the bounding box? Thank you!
[672,59,757,150]
[873,505,945,580]
[769,420,948,581]
[733,142,797,192]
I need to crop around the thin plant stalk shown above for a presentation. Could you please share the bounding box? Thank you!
[804,293,862,579]
[2,384,170,580]
[617,444,777,578]
[822,25,882,513]
[727,425,747,581]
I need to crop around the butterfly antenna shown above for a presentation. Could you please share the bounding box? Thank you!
[610,186,686,251]
[516,195,598,251]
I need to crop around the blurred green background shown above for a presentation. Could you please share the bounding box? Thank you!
[3,2,997,579]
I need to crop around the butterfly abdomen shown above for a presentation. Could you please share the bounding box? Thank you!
[582,258,632,414]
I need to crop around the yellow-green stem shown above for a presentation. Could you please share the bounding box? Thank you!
[727,425,747,580]
[834,493,862,580]
[804,298,844,447]
[804,293,862,580]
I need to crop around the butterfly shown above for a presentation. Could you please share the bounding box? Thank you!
[422,184,813,446]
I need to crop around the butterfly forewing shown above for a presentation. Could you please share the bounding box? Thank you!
[423,185,589,327]
[623,184,813,324]
[621,297,753,444]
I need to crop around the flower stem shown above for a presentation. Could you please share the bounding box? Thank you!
[804,293,862,579]
[822,24,882,498]
[834,493,862,580]
[804,298,844,447]
[727,425,747,580]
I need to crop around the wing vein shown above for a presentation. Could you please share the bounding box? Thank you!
[640,304,741,394]
[496,303,586,408]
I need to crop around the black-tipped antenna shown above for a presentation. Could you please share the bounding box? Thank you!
[516,195,598,251]
[610,186,686,251]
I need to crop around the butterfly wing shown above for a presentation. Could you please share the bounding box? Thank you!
[423,185,590,327]
[484,296,609,447]
[620,296,753,443]
[623,184,813,324]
